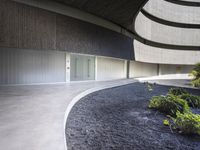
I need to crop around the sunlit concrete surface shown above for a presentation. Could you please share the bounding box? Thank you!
[136,74,194,88]
[0,79,135,150]
[134,40,200,65]
[135,12,200,46]
[144,0,200,24]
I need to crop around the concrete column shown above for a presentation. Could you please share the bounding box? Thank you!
[66,53,70,82]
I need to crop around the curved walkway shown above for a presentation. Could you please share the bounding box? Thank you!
[66,83,200,150]
[0,79,135,150]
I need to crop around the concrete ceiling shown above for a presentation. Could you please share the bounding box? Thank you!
[53,0,148,32]
[51,0,200,50]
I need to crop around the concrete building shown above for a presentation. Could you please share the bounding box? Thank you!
[0,0,199,85]
[1,1,200,150]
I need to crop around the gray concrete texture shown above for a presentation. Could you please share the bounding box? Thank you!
[144,0,200,24]
[0,79,135,150]
[134,0,200,65]
[134,40,200,65]
[135,12,200,46]
[0,48,66,84]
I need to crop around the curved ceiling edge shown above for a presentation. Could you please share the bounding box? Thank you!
[141,9,200,29]
[132,0,200,50]
[134,33,200,50]
[134,39,200,65]
[164,0,200,6]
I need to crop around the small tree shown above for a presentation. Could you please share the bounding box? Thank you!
[190,62,200,88]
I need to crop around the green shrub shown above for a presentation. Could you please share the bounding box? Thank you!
[149,85,200,135]
[191,78,200,88]
[190,63,200,88]
[172,111,200,135]
[180,94,200,108]
[168,88,188,96]
[149,94,190,117]
[163,119,170,126]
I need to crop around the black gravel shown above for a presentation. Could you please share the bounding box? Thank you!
[66,82,200,150]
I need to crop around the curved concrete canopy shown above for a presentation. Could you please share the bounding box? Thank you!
[141,9,200,29]
[134,40,200,65]
[165,0,200,6]
[135,12,200,46]
[53,0,148,32]
[144,0,200,24]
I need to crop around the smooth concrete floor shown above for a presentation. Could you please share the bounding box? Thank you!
[0,79,135,150]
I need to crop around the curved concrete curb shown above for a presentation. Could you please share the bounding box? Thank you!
[63,80,135,150]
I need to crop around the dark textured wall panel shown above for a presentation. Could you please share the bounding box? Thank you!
[0,0,134,59]
[17,2,57,50]
[0,0,56,50]
[56,15,134,59]
[0,0,19,47]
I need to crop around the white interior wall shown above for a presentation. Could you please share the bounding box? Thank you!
[96,56,126,81]
[159,64,194,75]
[129,61,158,78]
[0,48,66,85]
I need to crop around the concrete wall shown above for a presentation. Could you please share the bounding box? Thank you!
[144,0,200,24]
[129,61,158,78]
[159,64,194,75]
[134,40,200,65]
[96,57,126,81]
[0,48,66,85]
[0,0,134,85]
[135,12,200,46]
[0,0,133,60]
[129,61,194,78]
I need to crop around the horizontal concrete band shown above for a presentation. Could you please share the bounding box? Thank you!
[134,11,200,50]
[133,33,200,50]
[165,0,200,6]
[144,0,200,25]
[134,40,200,65]
[141,9,200,29]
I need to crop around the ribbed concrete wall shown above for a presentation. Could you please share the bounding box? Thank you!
[0,0,133,60]
[129,61,158,78]
[159,64,194,75]
[144,0,200,24]
[96,57,126,81]
[0,0,134,85]
[134,40,200,65]
[135,12,200,46]
[0,48,66,84]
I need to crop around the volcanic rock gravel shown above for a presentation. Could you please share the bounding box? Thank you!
[66,82,200,150]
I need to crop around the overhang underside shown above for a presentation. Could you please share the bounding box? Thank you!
[11,0,200,65]
[53,0,200,47]
[52,0,147,32]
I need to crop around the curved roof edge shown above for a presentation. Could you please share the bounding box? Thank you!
[164,0,200,7]
[141,9,200,29]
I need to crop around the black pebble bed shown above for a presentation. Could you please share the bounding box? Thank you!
[66,82,200,150]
